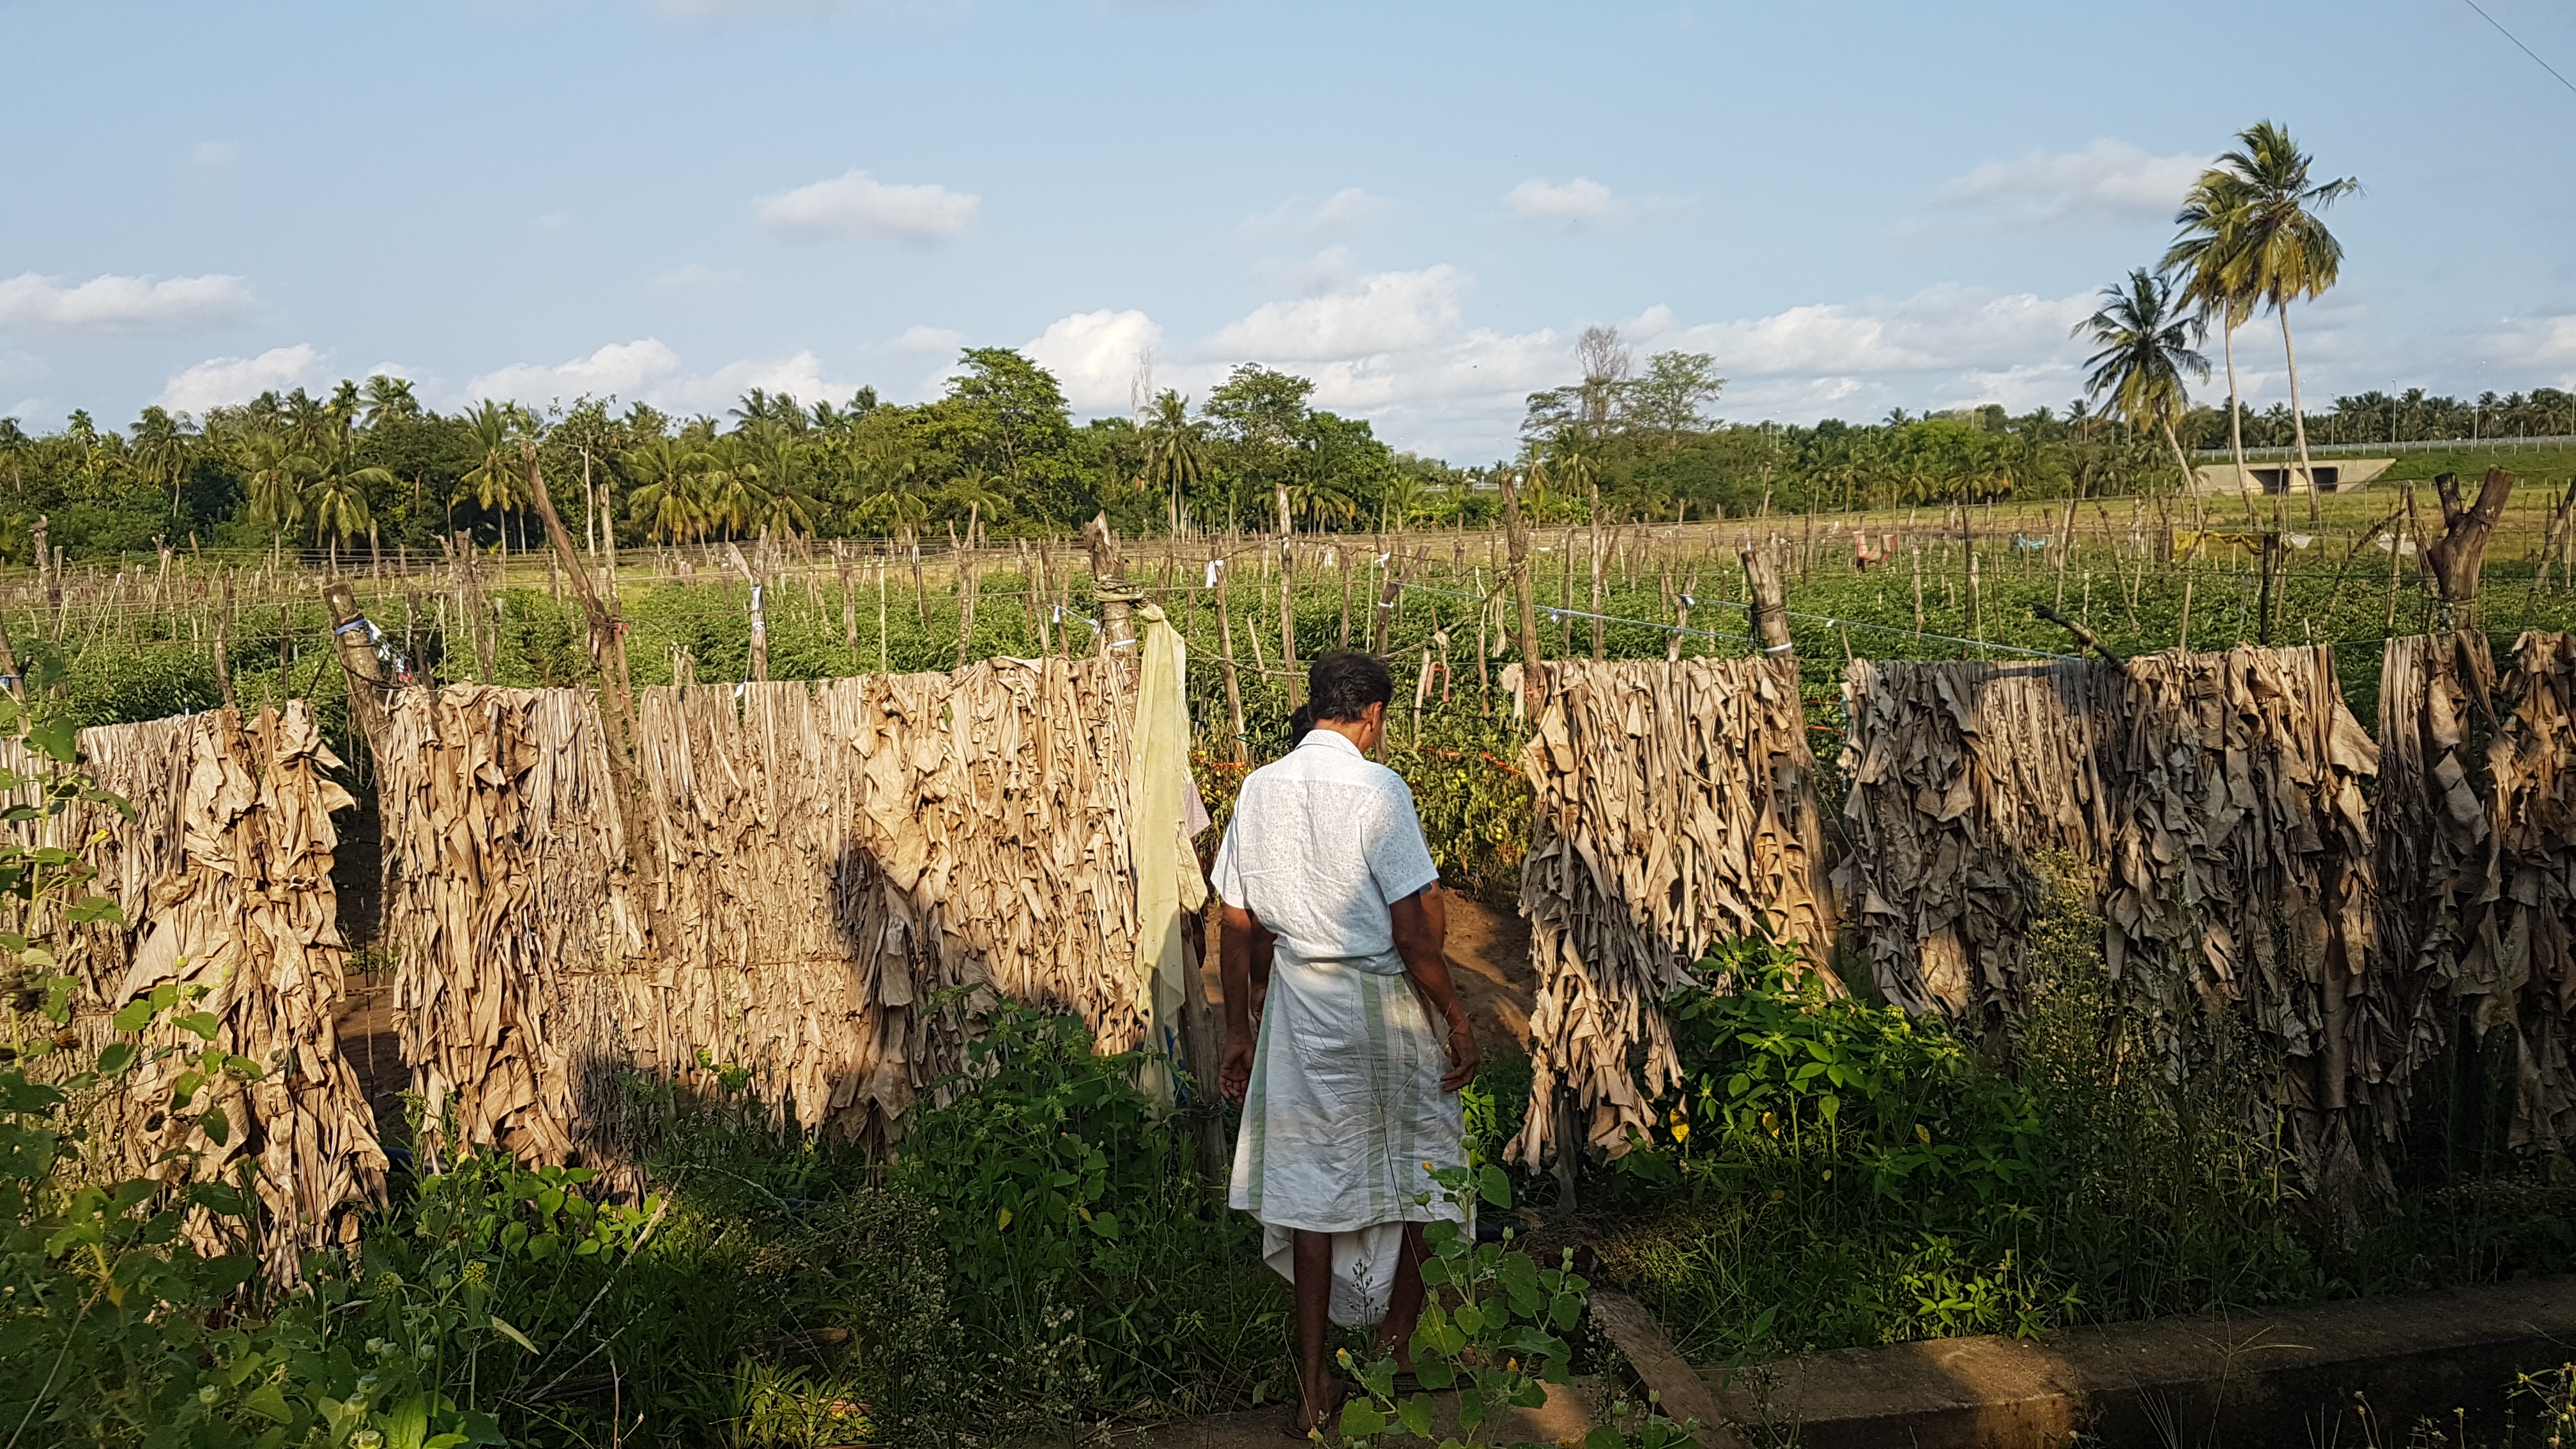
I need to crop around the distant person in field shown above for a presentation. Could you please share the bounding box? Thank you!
[1214,651,1478,1436]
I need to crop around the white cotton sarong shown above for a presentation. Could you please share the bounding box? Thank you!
[1230,952,1466,1326]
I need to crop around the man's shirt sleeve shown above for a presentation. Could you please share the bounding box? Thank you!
[1365,779,1441,906]
[1213,815,1248,910]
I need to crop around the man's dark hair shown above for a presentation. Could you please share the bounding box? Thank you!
[1308,651,1393,723]
[1287,702,1317,744]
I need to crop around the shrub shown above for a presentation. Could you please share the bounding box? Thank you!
[887,999,1284,1429]
[1598,879,2320,1360]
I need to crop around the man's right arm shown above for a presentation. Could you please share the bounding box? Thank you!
[1390,885,1478,1092]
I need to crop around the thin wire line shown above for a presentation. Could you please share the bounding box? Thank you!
[2460,0,2576,95]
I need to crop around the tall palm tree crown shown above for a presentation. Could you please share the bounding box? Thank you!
[2165,120,2357,523]
[2076,268,2210,502]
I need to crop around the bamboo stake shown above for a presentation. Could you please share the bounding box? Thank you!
[2386,486,2410,635]
[1213,552,1247,763]
[1339,546,1360,649]
[838,543,857,662]
[1589,489,1605,661]
[1498,467,1544,714]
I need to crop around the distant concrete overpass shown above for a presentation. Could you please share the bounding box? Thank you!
[2192,457,2395,495]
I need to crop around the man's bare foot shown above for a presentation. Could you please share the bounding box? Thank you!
[1290,1376,1346,1438]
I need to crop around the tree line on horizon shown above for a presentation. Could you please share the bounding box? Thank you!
[0,118,2559,566]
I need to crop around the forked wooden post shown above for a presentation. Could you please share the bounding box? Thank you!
[1084,514,1138,677]
[321,580,393,762]
[2419,466,2517,631]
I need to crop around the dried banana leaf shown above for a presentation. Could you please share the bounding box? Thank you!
[1839,648,2388,1217]
[381,659,1142,1165]
[24,705,384,1285]
[1512,658,1836,1166]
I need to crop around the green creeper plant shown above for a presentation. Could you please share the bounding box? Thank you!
[1332,1165,1697,1449]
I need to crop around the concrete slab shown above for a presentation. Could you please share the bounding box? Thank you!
[1700,1276,2576,1449]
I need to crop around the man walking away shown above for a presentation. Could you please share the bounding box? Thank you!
[1215,651,1480,1436]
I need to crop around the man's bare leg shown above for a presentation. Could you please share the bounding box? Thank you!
[1292,1229,1341,1432]
[1376,1222,1430,1371]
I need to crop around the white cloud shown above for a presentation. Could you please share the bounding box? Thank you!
[648,264,746,295]
[535,210,573,235]
[1641,284,2092,378]
[1616,284,2119,421]
[1209,265,1468,362]
[1928,139,2205,229]
[1238,187,1391,239]
[756,169,979,243]
[887,324,965,355]
[188,141,239,171]
[467,340,682,406]
[1505,177,1624,227]
[2480,314,2576,377]
[1025,309,1163,411]
[467,339,866,414]
[156,344,323,413]
[0,272,259,337]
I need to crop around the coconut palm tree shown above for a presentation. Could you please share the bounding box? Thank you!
[236,431,315,560]
[622,436,714,546]
[742,425,824,539]
[305,445,394,576]
[2167,174,2259,519]
[456,401,533,558]
[1140,389,1208,535]
[0,418,27,498]
[362,375,422,429]
[1377,470,1429,530]
[130,405,197,525]
[2170,121,2358,525]
[2075,269,2211,512]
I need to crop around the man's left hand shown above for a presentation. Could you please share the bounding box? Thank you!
[1439,1015,1479,1093]
[1220,1038,1255,1103]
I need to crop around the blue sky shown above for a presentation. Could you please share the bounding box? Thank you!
[3,0,2573,463]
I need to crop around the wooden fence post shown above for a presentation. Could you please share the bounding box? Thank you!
[728,540,769,682]
[1740,542,1793,657]
[2420,466,2516,631]
[215,576,238,710]
[1496,466,1545,715]
[322,581,393,763]
[837,542,857,663]
[1084,514,1138,679]
[523,440,651,878]
[1211,551,1248,764]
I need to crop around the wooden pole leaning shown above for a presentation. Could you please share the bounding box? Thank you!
[523,441,653,880]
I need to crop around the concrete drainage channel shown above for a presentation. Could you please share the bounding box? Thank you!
[1592,1278,2576,1448]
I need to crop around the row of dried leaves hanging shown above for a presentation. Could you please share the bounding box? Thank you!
[1513,657,1838,1165]
[2377,631,2576,1153]
[1836,647,2391,1213]
[29,705,384,1284]
[379,659,1141,1167]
